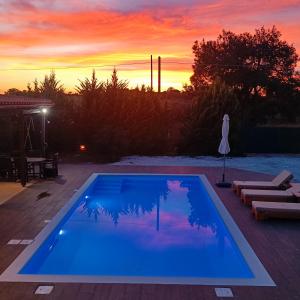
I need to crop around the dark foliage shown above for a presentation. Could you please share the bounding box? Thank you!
[179,80,243,154]
[190,26,300,123]
[181,26,300,155]
[191,26,299,94]
[2,27,299,157]
[67,69,169,158]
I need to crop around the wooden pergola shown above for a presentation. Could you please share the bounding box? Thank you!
[0,96,53,186]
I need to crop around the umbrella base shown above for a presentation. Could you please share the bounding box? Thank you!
[216,182,232,188]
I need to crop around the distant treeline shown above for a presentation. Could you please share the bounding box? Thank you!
[3,26,300,158]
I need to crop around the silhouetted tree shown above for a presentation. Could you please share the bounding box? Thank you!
[26,79,40,98]
[81,68,129,158]
[105,67,128,91]
[37,71,77,154]
[75,70,106,148]
[179,79,242,154]
[4,88,27,96]
[191,26,299,97]
[76,69,104,111]
[39,71,65,103]
[184,26,300,154]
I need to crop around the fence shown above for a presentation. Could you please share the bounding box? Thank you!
[243,126,300,153]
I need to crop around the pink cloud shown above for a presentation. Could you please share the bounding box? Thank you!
[0,0,299,91]
[114,211,221,250]
[167,180,189,192]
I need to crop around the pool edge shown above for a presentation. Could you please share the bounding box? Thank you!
[0,173,276,286]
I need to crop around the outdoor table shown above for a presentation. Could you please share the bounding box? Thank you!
[27,157,46,178]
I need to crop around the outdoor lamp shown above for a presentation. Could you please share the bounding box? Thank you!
[80,144,87,152]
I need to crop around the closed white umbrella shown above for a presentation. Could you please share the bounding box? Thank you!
[217,114,231,187]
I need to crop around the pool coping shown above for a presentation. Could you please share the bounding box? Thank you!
[0,173,275,286]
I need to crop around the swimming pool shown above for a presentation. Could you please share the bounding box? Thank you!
[0,174,274,285]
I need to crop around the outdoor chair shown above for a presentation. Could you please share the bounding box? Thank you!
[232,170,293,196]
[252,201,300,221]
[0,156,15,180]
[241,184,300,206]
[12,157,34,181]
[43,153,58,178]
[27,149,43,157]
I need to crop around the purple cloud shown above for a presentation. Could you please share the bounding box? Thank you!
[5,0,36,10]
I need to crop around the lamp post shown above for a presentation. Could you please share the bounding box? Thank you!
[41,108,48,156]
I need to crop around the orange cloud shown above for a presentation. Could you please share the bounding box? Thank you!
[0,0,299,92]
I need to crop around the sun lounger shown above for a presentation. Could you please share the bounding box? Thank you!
[241,188,296,206]
[252,201,300,220]
[232,170,293,196]
[241,183,300,205]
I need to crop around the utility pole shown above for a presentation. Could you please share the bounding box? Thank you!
[150,55,153,92]
[158,56,161,93]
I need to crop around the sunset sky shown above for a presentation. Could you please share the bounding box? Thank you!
[0,0,299,93]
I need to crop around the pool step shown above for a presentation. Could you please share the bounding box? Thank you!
[93,179,124,195]
[92,178,168,195]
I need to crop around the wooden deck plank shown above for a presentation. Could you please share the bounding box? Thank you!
[0,164,300,299]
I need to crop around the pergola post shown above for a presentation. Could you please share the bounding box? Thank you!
[18,111,27,186]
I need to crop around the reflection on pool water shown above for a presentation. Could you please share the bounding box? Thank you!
[20,175,253,279]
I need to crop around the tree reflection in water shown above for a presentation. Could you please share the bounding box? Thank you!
[81,196,101,221]
[188,191,217,233]
[81,176,225,255]
[183,180,226,256]
[81,178,169,225]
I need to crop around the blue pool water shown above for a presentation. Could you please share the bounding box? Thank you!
[20,175,253,279]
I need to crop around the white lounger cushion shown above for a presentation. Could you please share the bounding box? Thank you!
[241,188,295,205]
[253,201,300,212]
[252,201,300,220]
[233,170,293,196]
[242,189,294,197]
[234,170,293,189]
[234,181,276,188]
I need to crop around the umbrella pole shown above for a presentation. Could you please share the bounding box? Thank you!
[216,153,231,187]
[222,154,226,182]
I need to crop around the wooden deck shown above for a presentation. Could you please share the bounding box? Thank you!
[0,164,299,300]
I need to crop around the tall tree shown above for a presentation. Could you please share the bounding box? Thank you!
[4,88,26,96]
[75,70,105,149]
[179,79,242,154]
[27,79,40,98]
[106,67,128,91]
[191,26,299,97]
[39,71,65,102]
[76,69,104,111]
